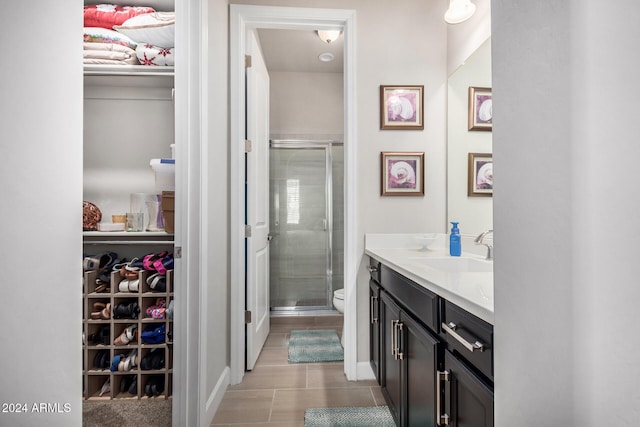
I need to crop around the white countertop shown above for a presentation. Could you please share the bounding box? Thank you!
[365,233,494,325]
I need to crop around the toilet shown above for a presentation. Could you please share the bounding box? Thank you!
[333,288,345,346]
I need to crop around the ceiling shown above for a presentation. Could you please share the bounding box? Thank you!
[257,29,344,74]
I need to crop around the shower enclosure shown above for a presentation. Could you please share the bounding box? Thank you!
[269,140,344,311]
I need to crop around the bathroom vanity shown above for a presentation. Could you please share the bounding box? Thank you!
[366,234,494,427]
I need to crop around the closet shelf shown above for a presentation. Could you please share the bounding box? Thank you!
[84,64,174,77]
[83,231,174,246]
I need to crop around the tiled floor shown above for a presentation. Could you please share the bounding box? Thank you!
[210,314,386,426]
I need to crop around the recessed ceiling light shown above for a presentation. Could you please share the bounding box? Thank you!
[318,52,335,62]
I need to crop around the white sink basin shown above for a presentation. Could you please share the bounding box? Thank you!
[409,256,493,273]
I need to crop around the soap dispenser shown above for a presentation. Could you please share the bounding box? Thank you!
[450,221,461,256]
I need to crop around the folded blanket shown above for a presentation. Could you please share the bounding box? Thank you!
[84,42,138,64]
[84,4,155,29]
[83,57,139,65]
[136,44,175,66]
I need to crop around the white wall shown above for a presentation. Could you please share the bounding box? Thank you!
[0,2,82,426]
[447,37,492,236]
[200,0,231,423]
[493,1,640,425]
[270,71,343,138]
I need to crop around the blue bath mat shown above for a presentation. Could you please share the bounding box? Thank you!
[304,406,395,426]
[288,329,344,363]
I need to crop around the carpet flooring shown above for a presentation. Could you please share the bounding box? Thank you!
[82,399,172,427]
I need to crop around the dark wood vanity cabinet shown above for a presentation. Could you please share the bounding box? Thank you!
[440,300,494,427]
[381,291,441,426]
[371,260,494,427]
[442,350,494,427]
[379,265,442,427]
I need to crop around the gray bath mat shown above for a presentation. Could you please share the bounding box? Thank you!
[288,329,344,363]
[304,406,395,426]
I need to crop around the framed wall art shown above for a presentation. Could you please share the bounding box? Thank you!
[468,86,492,131]
[468,152,493,197]
[380,85,424,130]
[381,152,425,196]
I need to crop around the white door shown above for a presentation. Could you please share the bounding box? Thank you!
[245,29,270,370]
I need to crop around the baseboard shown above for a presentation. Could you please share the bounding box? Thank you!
[356,361,376,380]
[202,366,230,427]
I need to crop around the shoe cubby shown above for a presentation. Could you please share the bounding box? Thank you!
[112,297,141,321]
[113,374,139,399]
[88,348,111,372]
[113,323,139,347]
[86,323,111,347]
[141,374,167,399]
[112,270,142,295]
[82,246,174,400]
[139,346,167,372]
[86,373,112,400]
[142,296,168,320]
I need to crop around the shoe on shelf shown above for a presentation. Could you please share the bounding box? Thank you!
[99,378,110,397]
[120,375,135,393]
[146,273,166,292]
[114,324,138,346]
[118,279,139,293]
[89,303,111,320]
[92,349,109,370]
[123,349,138,371]
[113,302,140,319]
[128,375,138,395]
[145,376,164,397]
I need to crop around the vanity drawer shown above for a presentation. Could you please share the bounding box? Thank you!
[380,265,438,332]
[442,300,493,382]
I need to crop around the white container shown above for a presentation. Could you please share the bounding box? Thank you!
[150,158,175,192]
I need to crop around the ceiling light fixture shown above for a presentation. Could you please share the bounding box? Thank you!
[317,30,341,44]
[444,0,476,24]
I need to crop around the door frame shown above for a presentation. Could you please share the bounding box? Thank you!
[230,4,358,384]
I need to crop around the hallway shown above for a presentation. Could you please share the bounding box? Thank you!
[211,314,385,426]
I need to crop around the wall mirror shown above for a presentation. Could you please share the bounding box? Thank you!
[447,37,493,236]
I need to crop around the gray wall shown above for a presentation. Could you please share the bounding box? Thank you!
[493,0,640,425]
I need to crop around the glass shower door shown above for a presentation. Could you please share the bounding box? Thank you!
[269,143,332,310]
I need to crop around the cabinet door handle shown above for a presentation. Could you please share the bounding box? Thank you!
[367,265,378,273]
[370,296,378,324]
[396,321,404,360]
[441,322,485,353]
[437,370,450,425]
[391,320,398,360]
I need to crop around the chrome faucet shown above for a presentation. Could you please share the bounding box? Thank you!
[474,230,493,260]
